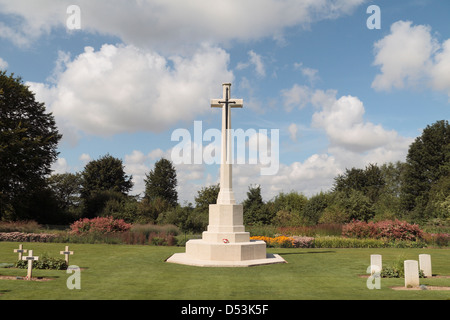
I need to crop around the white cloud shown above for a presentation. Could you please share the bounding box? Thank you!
[79,153,92,164]
[431,39,450,94]
[0,0,364,51]
[281,84,311,111]
[27,43,233,143]
[123,148,207,201]
[281,84,337,112]
[232,153,341,202]
[51,158,70,174]
[288,123,298,142]
[372,20,450,98]
[0,57,8,69]
[248,51,266,77]
[294,62,319,84]
[281,83,409,154]
[312,94,407,153]
[236,51,266,77]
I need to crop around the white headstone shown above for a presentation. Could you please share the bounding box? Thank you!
[370,254,382,274]
[419,254,432,277]
[404,260,420,288]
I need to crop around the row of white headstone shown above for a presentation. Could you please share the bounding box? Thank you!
[13,244,73,280]
[370,254,432,287]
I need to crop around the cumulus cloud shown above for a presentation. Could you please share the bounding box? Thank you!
[0,0,364,51]
[0,57,8,69]
[372,20,450,98]
[231,153,341,201]
[312,95,403,153]
[27,43,233,142]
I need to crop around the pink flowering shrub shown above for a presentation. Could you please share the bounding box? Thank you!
[70,216,132,235]
[342,219,423,241]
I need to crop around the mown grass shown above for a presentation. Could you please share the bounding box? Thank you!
[0,242,449,300]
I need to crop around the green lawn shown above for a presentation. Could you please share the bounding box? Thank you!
[0,242,449,300]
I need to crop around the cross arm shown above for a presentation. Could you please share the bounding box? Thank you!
[210,99,244,108]
[210,99,223,108]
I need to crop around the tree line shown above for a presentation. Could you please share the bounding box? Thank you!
[1,72,449,230]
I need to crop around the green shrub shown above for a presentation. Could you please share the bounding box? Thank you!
[15,253,67,270]
[380,257,426,278]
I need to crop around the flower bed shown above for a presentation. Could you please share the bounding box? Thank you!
[342,219,423,241]
[251,236,314,248]
[0,232,58,242]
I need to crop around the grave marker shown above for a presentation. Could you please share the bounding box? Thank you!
[60,246,74,264]
[370,254,382,274]
[13,244,27,261]
[21,250,39,280]
[419,254,432,277]
[404,260,419,288]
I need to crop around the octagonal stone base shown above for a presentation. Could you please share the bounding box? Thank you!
[166,203,286,267]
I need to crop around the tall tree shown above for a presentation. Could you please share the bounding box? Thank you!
[401,120,450,218]
[194,184,219,211]
[47,172,83,220]
[333,163,385,204]
[81,154,133,198]
[0,72,61,220]
[243,185,270,225]
[144,158,178,207]
[80,154,133,218]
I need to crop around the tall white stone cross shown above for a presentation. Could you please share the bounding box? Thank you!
[13,244,27,261]
[211,83,243,205]
[60,246,74,264]
[22,250,39,280]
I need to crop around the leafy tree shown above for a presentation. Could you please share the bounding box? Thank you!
[267,191,307,226]
[176,184,220,232]
[157,204,199,233]
[401,120,450,219]
[0,71,62,220]
[80,154,133,218]
[47,172,83,220]
[324,190,374,222]
[81,154,133,197]
[243,185,271,225]
[379,162,407,198]
[135,197,171,224]
[194,184,219,211]
[334,163,385,204]
[101,193,139,223]
[303,191,332,225]
[144,158,178,207]
[424,175,450,220]
[371,162,408,220]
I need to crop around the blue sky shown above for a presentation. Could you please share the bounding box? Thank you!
[1,0,449,204]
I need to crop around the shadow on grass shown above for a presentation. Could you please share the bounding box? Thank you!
[277,250,336,256]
